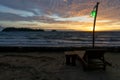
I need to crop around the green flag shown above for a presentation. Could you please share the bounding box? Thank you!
[90,4,97,18]
[90,10,96,17]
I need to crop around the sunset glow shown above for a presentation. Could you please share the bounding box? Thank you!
[0,0,120,31]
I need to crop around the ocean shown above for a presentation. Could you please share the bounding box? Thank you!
[0,31,120,47]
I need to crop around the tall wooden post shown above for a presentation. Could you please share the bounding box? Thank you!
[93,2,99,48]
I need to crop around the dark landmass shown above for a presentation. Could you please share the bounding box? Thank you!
[2,27,45,32]
[51,30,57,32]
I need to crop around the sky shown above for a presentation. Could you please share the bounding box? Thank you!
[0,0,120,31]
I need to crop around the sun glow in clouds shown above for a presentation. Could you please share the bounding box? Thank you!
[0,0,119,31]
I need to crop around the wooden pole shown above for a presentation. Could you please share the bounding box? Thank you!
[93,2,99,48]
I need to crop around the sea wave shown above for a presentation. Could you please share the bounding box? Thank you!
[0,31,120,47]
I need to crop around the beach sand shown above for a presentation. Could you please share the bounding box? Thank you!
[0,51,120,80]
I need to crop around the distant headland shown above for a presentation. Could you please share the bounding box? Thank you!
[2,27,45,32]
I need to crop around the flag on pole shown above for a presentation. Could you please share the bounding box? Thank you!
[90,4,97,17]
[90,10,96,17]
[90,2,100,48]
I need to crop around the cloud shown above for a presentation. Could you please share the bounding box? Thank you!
[0,0,119,31]
[0,5,35,17]
[47,14,93,22]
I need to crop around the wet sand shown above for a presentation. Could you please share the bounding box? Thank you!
[0,51,120,80]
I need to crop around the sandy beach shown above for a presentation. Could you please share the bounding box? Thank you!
[0,51,120,80]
